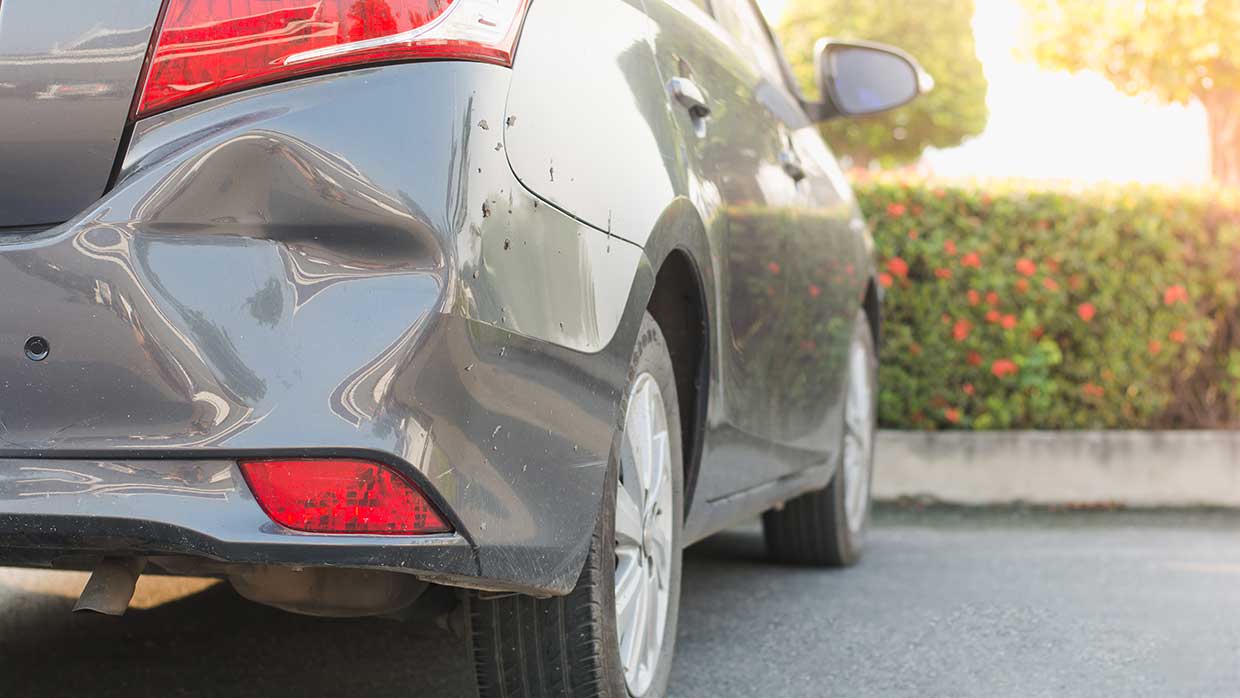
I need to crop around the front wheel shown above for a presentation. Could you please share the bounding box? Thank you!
[469,313,684,697]
[762,309,877,567]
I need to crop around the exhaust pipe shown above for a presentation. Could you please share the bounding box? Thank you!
[73,557,146,616]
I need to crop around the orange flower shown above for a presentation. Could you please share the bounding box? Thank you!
[1046,259,1060,273]
[967,289,981,306]
[1068,274,1084,290]
[879,272,893,288]
[887,257,909,279]
[1081,383,1105,399]
[1148,339,1162,355]
[991,359,1018,378]
[1170,328,1186,344]
[985,291,999,307]
[1000,314,1017,330]
[953,319,973,342]
[887,202,906,218]
[935,267,953,280]
[1042,277,1059,291]
[985,309,1001,323]
[944,407,961,424]
[1015,278,1029,293]
[944,240,958,256]
[1016,258,1037,277]
[960,252,981,268]
[909,342,923,356]
[908,228,919,240]
[767,261,781,274]
[963,383,975,396]
[1077,303,1096,322]
[967,351,983,366]
[1163,284,1188,306]
[808,283,821,298]
[934,188,947,198]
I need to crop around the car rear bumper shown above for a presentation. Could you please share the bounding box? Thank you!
[0,62,649,596]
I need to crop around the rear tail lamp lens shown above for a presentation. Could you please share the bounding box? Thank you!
[239,458,450,534]
[136,0,530,117]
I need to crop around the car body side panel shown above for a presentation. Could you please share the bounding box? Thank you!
[503,0,687,247]
[639,0,872,502]
[0,0,161,227]
[0,63,648,595]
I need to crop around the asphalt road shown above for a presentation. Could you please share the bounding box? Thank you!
[4,507,1240,697]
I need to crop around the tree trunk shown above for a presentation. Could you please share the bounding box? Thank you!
[1203,89,1240,188]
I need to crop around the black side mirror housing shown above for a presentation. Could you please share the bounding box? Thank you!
[808,38,933,122]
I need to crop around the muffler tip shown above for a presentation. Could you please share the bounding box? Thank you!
[73,557,146,616]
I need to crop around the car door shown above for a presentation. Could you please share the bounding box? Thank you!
[641,0,864,498]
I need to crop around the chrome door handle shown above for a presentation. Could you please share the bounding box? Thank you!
[780,150,806,182]
[668,77,711,119]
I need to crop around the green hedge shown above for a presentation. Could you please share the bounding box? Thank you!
[857,179,1240,429]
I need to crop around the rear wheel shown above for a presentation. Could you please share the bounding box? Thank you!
[762,309,877,567]
[469,314,684,697]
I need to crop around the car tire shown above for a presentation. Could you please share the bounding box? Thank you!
[762,309,877,567]
[469,313,684,698]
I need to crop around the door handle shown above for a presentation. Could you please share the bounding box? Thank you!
[668,77,711,119]
[780,150,806,182]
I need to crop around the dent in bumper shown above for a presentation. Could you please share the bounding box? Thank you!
[0,63,648,595]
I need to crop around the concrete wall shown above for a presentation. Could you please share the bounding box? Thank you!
[875,430,1240,507]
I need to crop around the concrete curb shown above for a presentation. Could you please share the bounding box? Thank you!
[874,430,1240,507]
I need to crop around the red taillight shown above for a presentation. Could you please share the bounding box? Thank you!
[136,0,530,117]
[239,458,451,534]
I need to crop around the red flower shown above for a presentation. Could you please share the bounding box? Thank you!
[1042,277,1059,291]
[953,319,973,342]
[967,289,980,306]
[1046,259,1060,273]
[1170,328,1186,344]
[934,267,953,280]
[941,313,952,325]
[991,359,1018,378]
[1068,274,1084,291]
[879,272,893,288]
[908,228,919,240]
[887,257,909,279]
[1148,339,1162,355]
[808,283,821,298]
[985,291,999,307]
[934,188,947,198]
[963,383,975,396]
[944,407,961,424]
[1081,383,1105,399]
[1077,303,1096,322]
[912,204,924,216]
[967,351,982,367]
[985,309,1001,323]
[1015,278,1029,293]
[1031,326,1045,339]
[1000,314,1017,330]
[887,202,906,218]
[960,252,981,268]
[944,240,958,256]
[1016,258,1037,277]
[1163,285,1188,306]
[767,261,781,274]
[909,342,923,356]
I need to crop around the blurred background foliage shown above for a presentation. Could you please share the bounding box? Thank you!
[1020,0,1240,186]
[778,0,989,168]
[858,178,1240,429]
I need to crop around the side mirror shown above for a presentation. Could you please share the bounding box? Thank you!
[811,38,933,121]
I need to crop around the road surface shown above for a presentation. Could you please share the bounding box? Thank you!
[3,507,1239,697]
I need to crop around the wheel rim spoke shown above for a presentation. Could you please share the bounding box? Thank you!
[615,480,644,549]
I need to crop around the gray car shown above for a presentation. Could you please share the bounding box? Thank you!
[0,0,925,694]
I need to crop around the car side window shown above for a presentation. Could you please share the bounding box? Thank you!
[711,0,788,88]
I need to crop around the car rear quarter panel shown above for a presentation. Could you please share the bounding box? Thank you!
[0,63,651,594]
